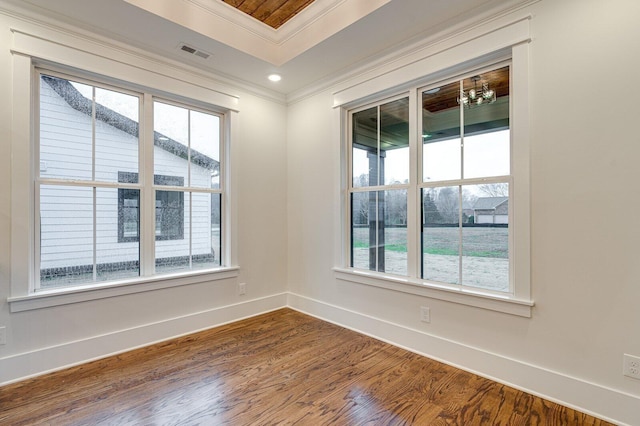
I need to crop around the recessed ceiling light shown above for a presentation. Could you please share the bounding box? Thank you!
[268,74,282,82]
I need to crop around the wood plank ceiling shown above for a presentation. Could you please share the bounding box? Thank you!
[221,0,317,29]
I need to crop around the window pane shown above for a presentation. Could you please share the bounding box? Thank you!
[463,66,510,179]
[40,185,94,288]
[95,87,139,183]
[211,193,222,266]
[97,188,140,281]
[422,80,461,182]
[351,191,407,275]
[382,189,407,275]
[351,191,372,269]
[40,75,93,181]
[192,192,219,270]
[156,191,190,273]
[462,184,509,292]
[154,102,189,185]
[352,106,377,188]
[190,110,221,189]
[422,186,460,284]
[380,98,409,185]
[118,187,140,242]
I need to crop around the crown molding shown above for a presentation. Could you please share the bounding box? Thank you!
[286,0,540,105]
[0,3,288,106]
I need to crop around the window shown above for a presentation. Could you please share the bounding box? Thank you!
[347,64,516,296]
[37,71,224,291]
[351,96,409,276]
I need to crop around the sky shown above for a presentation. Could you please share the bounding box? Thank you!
[353,129,509,197]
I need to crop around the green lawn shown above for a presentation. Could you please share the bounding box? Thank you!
[352,226,508,259]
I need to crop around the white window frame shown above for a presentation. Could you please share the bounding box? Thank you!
[334,45,532,317]
[9,32,239,312]
[348,93,412,275]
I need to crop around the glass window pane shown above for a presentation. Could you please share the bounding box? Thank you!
[40,185,94,288]
[422,80,461,182]
[351,191,372,270]
[422,186,460,284]
[118,187,140,242]
[192,192,219,270]
[462,66,510,179]
[95,87,139,183]
[211,193,222,266]
[352,106,377,188]
[97,188,140,281]
[462,184,509,292]
[154,102,189,185]
[351,190,407,275]
[382,189,407,275]
[463,130,510,179]
[380,98,409,185]
[155,190,184,240]
[156,191,190,273]
[40,75,93,181]
[190,110,221,189]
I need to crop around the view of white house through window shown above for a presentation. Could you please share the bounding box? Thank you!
[349,65,511,293]
[153,101,221,273]
[37,72,224,290]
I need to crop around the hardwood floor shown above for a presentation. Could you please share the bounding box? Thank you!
[0,309,612,425]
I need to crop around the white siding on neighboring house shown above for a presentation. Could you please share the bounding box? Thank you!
[39,80,213,271]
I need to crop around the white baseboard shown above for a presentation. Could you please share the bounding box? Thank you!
[0,293,287,386]
[3,291,637,425]
[287,292,639,426]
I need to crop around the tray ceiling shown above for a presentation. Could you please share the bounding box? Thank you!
[221,0,317,29]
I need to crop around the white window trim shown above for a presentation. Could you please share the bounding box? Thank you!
[9,30,240,311]
[334,20,532,317]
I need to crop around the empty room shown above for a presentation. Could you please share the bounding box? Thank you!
[0,0,638,424]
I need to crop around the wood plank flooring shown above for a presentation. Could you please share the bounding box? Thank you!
[0,309,612,425]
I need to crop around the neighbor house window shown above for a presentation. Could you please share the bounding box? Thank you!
[37,71,224,290]
[118,172,185,242]
[347,64,514,295]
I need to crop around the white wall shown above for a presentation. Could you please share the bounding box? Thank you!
[287,0,640,424]
[0,8,288,383]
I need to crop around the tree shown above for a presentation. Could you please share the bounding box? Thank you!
[435,187,459,224]
[478,183,508,197]
[385,187,407,225]
[422,190,442,224]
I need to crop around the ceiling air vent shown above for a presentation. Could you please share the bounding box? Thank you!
[178,43,211,60]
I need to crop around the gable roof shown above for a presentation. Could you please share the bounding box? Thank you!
[41,75,219,171]
[473,197,508,210]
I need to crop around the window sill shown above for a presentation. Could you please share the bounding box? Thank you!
[8,267,240,313]
[333,267,533,317]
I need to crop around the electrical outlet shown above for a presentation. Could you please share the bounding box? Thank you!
[0,326,6,345]
[238,282,246,296]
[420,306,430,323]
[623,354,640,379]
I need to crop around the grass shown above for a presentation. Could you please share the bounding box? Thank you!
[352,226,508,259]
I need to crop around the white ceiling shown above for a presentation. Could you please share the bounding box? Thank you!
[4,0,525,96]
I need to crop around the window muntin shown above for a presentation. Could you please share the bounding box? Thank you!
[348,64,513,294]
[36,71,225,291]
